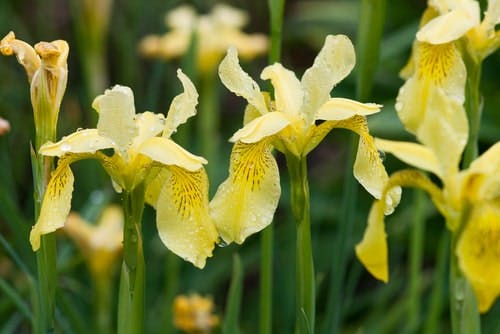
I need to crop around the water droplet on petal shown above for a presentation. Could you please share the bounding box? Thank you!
[217,238,228,248]
[378,149,386,162]
[60,143,71,152]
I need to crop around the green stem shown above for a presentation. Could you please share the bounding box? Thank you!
[408,189,425,333]
[161,252,180,333]
[222,254,244,334]
[118,184,145,334]
[286,154,315,334]
[462,55,482,168]
[94,275,113,334]
[259,1,284,333]
[449,212,481,334]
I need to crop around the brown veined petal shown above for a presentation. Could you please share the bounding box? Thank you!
[210,140,281,244]
[355,201,388,282]
[300,35,356,124]
[156,166,218,269]
[30,157,75,251]
[144,166,169,208]
[457,202,500,313]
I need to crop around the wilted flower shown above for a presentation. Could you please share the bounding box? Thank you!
[173,294,219,334]
[210,35,400,244]
[139,4,268,73]
[30,71,218,268]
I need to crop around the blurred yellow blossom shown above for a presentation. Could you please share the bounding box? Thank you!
[30,71,218,268]
[64,206,123,278]
[210,35,400,244]
[173,294,219,334]
[139,4,268,73]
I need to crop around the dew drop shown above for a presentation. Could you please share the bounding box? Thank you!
[217,238,228,247]
[378,149,386,162]
[60,143,71,152]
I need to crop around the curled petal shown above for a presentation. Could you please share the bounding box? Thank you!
[355,201,388,282]
[0,31,41,81]
[93,85,138,153]
[230,112,291,144]
[39,129,115,156]
[163,69,199,138]
[138,137,207,172]
[156,167,218,269]
[316,98,381,121]
[375,138,442,179]
[301,34,356,124]
[261,63,303,116]
[218,47,268,115]
[417,3,480,44]
[30,158,75,251]
[210,140,281,244]
[457,203,500,313]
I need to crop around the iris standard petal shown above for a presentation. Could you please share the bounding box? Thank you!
[30,160,75,251]
[132,112,166,149]
[156,166,218,269]
[210,140,281,244]
[92,85,138,153]
[163,69,199,138]
[355,201,388,283]
[374,138,442,178]
[229,112,291,144]
[300,34,356,124]
[138,137,207,172]
[39,129,115,156]
[316,98,381,121]
[417,3,480,44]
[261,63,303,117]
[457,202,500,313]
[218,47,268,115]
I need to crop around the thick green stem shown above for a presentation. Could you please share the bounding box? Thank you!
[286,154,315,334]
[118,184,145,334]
[462,56,482,168]
[408,190,425,333]
[449,212,480,334]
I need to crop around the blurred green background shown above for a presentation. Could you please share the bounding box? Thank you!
[0,0,499,333]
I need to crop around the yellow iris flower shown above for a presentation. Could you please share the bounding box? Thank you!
[139,4,268,73]
[30,71,218,268]
[64,206,123,278]
[173,294,220,334]
[210,35,401,244]
[417,0,500,60]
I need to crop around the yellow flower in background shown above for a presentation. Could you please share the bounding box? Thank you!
[417,0,500,60]
[64,206,123,278]
[139,4,268,73]
[210,35,400,244]
[29,70,218,268]
[0,31,68,138]
[173,294,219,334]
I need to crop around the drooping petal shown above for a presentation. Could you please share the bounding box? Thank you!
[163,69,199,138]
[145,167,169,208]
[417,3,480,44]
[467,142,500,178]
[92,85,138,154]
[156,166,218,269]
[374,138,442,178]
[457,202,500,313]
[260,63,303,117]
[229,112,291,144]
[30,158,75,251]
[316,98,381,121]
[218,47,268,115]
[333,116,401,213]
[138,137,207,172]
[39,129,115,156]
[0,31,41,82]
[210,140,280,244]
[300,34,356,124]
[355,201,388,282]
